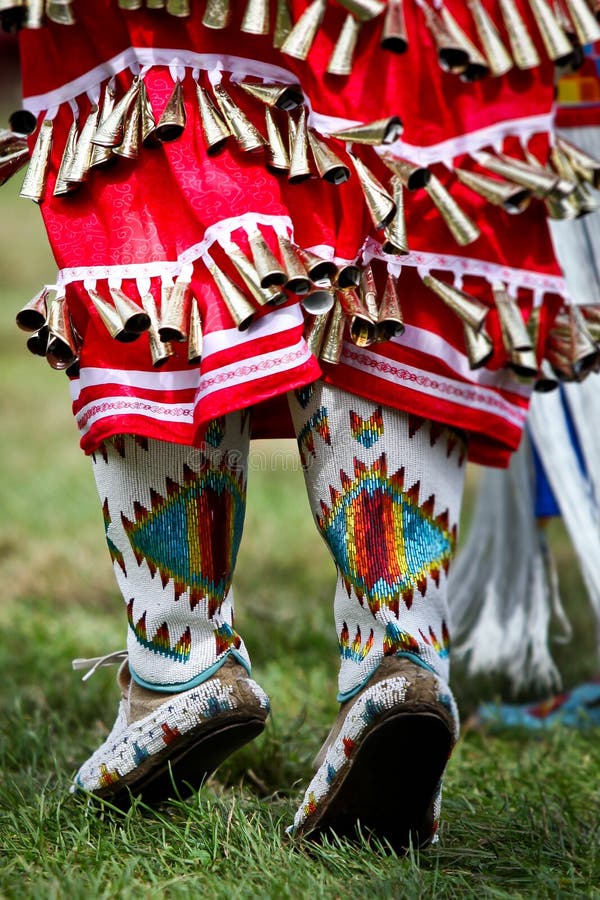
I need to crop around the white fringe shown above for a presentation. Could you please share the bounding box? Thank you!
[449,430,568,692]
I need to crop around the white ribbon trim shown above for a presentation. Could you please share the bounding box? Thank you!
[378,113,556,167]
[23,49,302,116]
[362,237,569,300]
[52,227,569,301]
[21,48,554,170]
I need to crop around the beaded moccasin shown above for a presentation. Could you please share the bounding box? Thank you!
[72,657,270,807]
[288,657,459,851]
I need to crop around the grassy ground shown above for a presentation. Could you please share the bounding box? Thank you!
[1,132,600,897]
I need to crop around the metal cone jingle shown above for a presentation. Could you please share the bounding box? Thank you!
[493,283,532,353]
[327,14,362,76]
[562,0,600,43]
[533,358,559,392]
[454,167,531,213]
[498,0,540,69]
[377,271,405,340]
[203,0,230,28]
[288,107,312,182]
[339,287,378,347]
[320,299,346,364]
[241,0,269,35]
[382,177,409,254]
[349,153,396,229]
[139,81,159,148]
[329,116,403,145]
[475,150,559,197]
[509,347,538,377]
[88,287,137,342]
[93,77,140,148]
[528,0,575,65]
[46,1,75,26]
[467,0,513,77]
[264,108,290,172]
[239,81,303,111]
[0,129,29,186]
[114,93,141,160]
[188,296,203,364]
[46,294,78,367]
[53,119,79,197]
[337,0,385,19]
[68,104,100,180]
[110,286,151,335]
[155,80,186,143]
[16,286,49,332]
[299,250,339,285]
[336,263,362,289]
[278,235,311,294]
[557,137,600,189]
[158,276,191,341]
[381,0,408,53]
[196,83,231,155]
[27,326,49,358]
[166,0,190,15]
[214,84,266,152]
[274,0,294,48]
[382,155,430,190]
[463,321,493,369]
[569,306,599,377]
[304,310,330,357]
[425,174,481,246]
[308,130,350,184]
[281,0,327,60]
[302,286,335,315]
[91,82,117,167]
[421,1,470,73]
[249,229,287,287]
[210,262,256,330]
[439,6,489,81]
[20,119,52,203]
[142,291,175,367]
[229,244,277,306]
[422,273,489,330]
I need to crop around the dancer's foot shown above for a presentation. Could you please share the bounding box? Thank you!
[72,657,270,807]
[288,657,459,851]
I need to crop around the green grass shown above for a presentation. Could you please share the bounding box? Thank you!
[1,154,600,898]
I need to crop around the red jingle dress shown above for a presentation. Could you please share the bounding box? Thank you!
[13,0,595,466]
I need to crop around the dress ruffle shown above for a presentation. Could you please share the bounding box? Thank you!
[12,1,600,465]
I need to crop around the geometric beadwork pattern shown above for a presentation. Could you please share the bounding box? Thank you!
[214,622,243,656]
[121,461,246,615]
[419,621,451,659]
[339,622,374,663]
[127,599,192,662]
[383,621,421,657]
[297,407,331,466]
[204,416,225,449]
[350,407,384,448]
[102,497,126,574]
[295,384,315,409]
[316,453,457,615]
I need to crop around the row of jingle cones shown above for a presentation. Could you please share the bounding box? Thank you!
[113,0,600,80]
[5,0,599,81]
[15,251,600,382]
[15,64,600,252]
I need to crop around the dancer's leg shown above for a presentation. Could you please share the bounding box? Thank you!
[287,382,466,847]
[73,414,269,802]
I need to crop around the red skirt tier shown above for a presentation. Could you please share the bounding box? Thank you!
[17,1,577,466]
